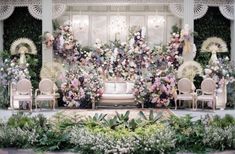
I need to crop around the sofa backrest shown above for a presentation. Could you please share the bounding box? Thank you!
[104,81,134,94]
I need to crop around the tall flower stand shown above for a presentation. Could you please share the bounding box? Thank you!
[216,83,227,110]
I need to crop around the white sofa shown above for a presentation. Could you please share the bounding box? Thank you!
[96,81,143,108]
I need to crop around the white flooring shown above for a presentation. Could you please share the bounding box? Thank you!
[0,108,234,122]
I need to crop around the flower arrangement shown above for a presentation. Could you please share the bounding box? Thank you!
[53,24,80,63]
[0,57,30,87]
[204,57,235,86]
[166,32,184,69]
[149,73,176,107]
[84,72,104,104]
[61,68,86,107]
[43,32,54,48]
[61,66,103,108]
[133,76,150,105]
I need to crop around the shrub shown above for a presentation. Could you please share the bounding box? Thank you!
[167,115,205,152]
[203,125,235,150]
[0,126,31,148]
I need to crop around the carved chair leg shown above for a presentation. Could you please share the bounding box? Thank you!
[92,102,95,109]
[29,100,32,112]
[175,100,177,110]
[35,100,38,111]
[52,99,55,110]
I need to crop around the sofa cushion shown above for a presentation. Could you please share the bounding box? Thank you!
[115,82,127,94]
[104,82,116,94]
[102,94,134,100]
[99,99,135,106]
[126,82,134,94]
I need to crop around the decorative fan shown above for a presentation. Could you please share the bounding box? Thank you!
[201,37,228,65]
[177,61,203,81]
[40,62,64,82]
[10,38,37,65]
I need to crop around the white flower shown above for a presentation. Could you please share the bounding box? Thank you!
[205,68,212,75]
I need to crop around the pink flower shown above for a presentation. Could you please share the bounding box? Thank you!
[71,78,79,87]
[151,97,158,103]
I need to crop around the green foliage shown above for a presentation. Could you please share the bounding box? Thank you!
[194,7,231,66]
[3,7,42,88]
[138,110,163,125]
[0,85,9,108]
[7,112,34,129]
[82,113,107,128]
[168,115,205,152]
[36,129,70,151]
[0,112,235,153]
[0,126,31,148]
[210,114,235,128]
[227,82,235,108]
[171,24,181,34]
[203,125,235,150]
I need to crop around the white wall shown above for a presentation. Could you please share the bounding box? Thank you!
[56,6,181,46]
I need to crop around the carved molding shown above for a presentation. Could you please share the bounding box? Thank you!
[53,4,67,19]
[169,4,183,18]
[0,0,234,6]
[28,4,66,20]
[0,0,41,6]
[53,0,183,5]
[219,5,234,20]
[194,0,234,6]
[194,4,208,19]
[169,3,208,19]
[0,5,14,20]
[28,5,41,20]
[0,0,234,21]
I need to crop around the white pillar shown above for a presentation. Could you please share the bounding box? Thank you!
[0,20,3,51]
[183,0,194,40]
[42,0,53,64]
[231,1,235,62]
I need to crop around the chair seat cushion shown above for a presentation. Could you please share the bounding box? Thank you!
[101,94,134,100]
[13,95,31,100]
[176,94,194,100]
[197,95,214,101]
[36,95,54,100]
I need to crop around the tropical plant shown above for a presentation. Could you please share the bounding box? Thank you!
[82,113,107,128]
[138,110,163,125]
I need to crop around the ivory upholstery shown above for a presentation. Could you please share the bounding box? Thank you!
[97,81,141,108]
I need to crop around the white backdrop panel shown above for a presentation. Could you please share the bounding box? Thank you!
[129,15,145,27]
[109,15,127,42]
[72,15,89,45]
[147,15,165,46]
[91,15,108,44]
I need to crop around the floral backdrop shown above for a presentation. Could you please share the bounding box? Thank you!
[0,7,235,109]
[49,23,185,108]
